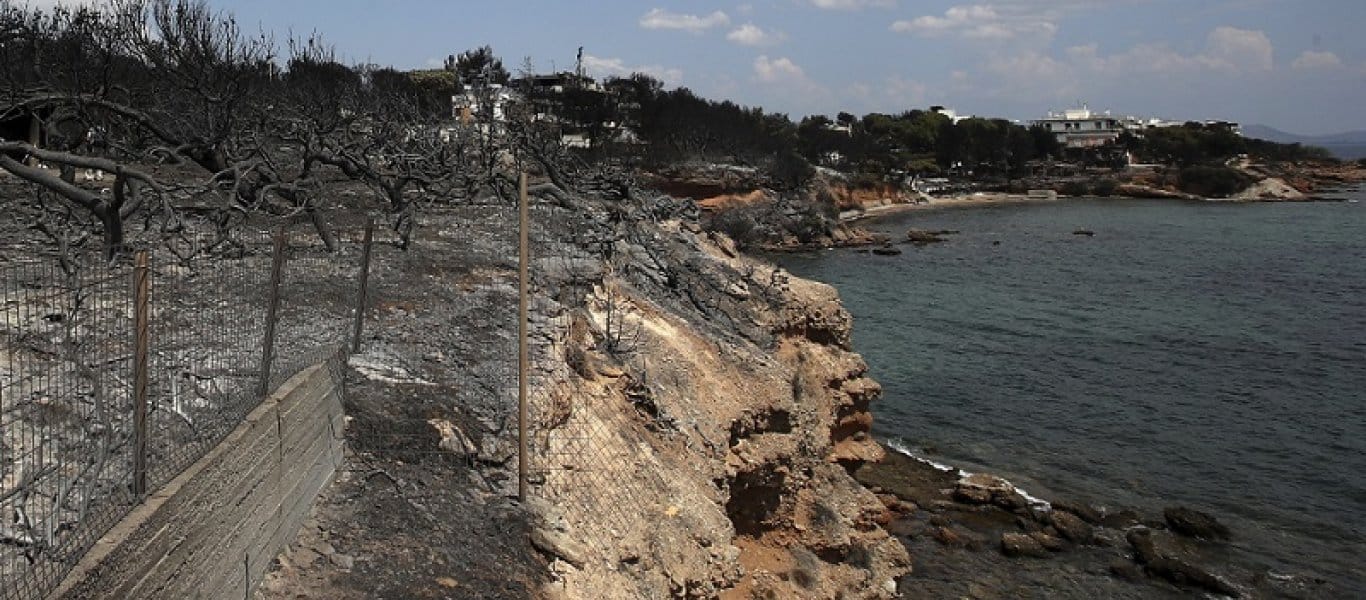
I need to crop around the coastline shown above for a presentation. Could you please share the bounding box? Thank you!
[858,439,1343,599]
[842,193,1072,223]
[789,191,1366,597]
[841,188,1357,225]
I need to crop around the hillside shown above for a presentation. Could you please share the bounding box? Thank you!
[1242,125,1366,159]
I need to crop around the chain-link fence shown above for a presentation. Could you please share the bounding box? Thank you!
[519,191,674,553]
[0,221,380,600]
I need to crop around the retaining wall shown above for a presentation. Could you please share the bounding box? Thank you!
[48,362,345,600]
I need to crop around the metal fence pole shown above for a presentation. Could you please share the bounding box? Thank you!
[351,218,375,354]
[257,228,288,399]
[132,250,150,497]
[518,172,530,501]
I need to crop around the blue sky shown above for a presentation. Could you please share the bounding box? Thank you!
[55,1,1366,134]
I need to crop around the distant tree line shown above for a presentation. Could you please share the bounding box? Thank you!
[1120,122,1333,166]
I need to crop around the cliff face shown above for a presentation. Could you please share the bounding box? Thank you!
[528,196,907,598]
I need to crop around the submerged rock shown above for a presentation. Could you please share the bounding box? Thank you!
[1164,506,1231,540]
[906,229,948,245]
[1126,528,1243,597]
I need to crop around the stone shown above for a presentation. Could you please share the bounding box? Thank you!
[1049,499,1102,524]
[954,486,993,505]
[530,527,589,569]
[993,491,1031,511]
[1126,528,1242,597]
[1000,533,1051,558]
[1164,506,1231,540]
[1028,531,1065,552]
[1048,510,1094,544]
[932,526,964,547]
[955,473,1016,506]
[871,246,902,256]
[329,553,355,570]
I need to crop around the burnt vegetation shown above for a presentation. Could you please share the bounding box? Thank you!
[0,1,1343,263]
[0,0,586,262]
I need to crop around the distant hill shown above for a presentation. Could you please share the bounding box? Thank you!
[1243,125,1366,160]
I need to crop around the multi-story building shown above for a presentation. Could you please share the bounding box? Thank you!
[1032,106,1125,148]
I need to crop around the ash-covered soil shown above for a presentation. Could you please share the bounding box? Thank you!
[255,206,552,599]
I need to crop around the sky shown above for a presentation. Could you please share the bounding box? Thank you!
[30,0,1366,135]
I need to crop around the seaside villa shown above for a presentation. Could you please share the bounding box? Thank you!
[1033,106,1125,149]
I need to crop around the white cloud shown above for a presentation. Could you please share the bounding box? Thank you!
[638,8,731,32]
[1202,26,1273,71]
[727,23,785,47]
[753,55,807,83]
[811,0,896,9]
[582,55,683,85]
[891,4,1056,40]
[1064,27,1274,74]
[1291,50,1341,70]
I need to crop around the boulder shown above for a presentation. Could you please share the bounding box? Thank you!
[954,473,1015,506]
[1048,510,1094,544]
[1028,531,1065,552]
[1049,500,1102,524]
[530,527,589,569]
[1126,528,1243,597]
[931,526,964,548]
[1164,506,1231,540]
[1000,533,1051,558]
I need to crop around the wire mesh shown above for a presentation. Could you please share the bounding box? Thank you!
[0,220,378,600]
[0,261,138,600]
[522,198,672,554]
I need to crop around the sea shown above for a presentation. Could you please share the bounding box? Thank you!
[775,189,1366,593]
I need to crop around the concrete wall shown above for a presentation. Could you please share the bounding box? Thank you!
[49,362,346,600]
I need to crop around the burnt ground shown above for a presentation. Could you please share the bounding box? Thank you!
[256,205,552,599]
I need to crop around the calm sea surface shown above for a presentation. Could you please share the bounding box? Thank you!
[776,190,1366,592]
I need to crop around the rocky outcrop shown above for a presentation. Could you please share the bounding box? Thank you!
[527,197,908,598]
[1225,177,1307,201]
[1113,183,1203,201]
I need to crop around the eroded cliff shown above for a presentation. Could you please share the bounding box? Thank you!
[525,195,908,598]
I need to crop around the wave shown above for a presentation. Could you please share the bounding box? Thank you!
[884,436,1053,511]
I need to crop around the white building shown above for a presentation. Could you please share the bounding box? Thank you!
[931,105,972,124]
[1032,105,1124,148]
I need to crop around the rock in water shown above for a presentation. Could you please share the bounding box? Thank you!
[1048,510,1095,544]
[1126,528,1243,597]
[1000,533,1051,558]
[1164,506,1231,540]
[906,229,947,245]
[954,473,1016,505]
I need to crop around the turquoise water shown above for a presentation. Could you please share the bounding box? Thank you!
[777,191,1366,592]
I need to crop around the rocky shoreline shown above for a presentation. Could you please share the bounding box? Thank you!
[854,443,1344,599]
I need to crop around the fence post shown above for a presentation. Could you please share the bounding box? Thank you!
[257,228,288,399]
[351,219,375,354]
[132,250,150,497]
[518,172,529,501]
